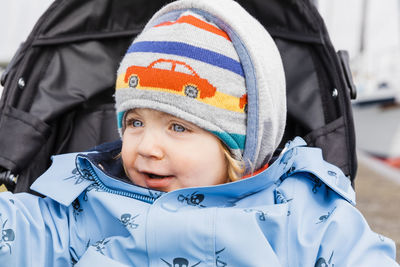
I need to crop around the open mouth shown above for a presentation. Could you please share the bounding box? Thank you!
[144,172,172,179]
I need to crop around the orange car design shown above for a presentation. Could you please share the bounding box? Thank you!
[239,94,247,110]
[124,59,217,99]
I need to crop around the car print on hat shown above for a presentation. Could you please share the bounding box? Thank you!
[116,60,246,114]
[124,59,217,99]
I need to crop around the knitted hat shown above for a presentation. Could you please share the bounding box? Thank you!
[115,0,286,172]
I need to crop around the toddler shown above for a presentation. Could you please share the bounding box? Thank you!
[0,0,397,266]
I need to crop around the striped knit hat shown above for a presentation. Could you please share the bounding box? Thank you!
[115,0,286,171]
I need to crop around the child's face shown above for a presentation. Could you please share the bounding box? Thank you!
[121,108,228,192]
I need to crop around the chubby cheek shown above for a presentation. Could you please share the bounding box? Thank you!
[121,136,139,182]
[205,151,228,185]
[175,144,228,187]
[121,136,132,166]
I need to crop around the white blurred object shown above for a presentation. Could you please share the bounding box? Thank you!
[354,105,400,158]
[0,0,53,64]
[319,0,400,102]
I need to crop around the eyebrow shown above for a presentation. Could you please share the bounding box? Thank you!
[125,109,173,120]
[124,110,138,119]
[126,109,198,127]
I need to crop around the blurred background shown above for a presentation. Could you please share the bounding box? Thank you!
[318,0,400,259]
[0,0,399,261]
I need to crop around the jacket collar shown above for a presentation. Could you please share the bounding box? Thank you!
[31,137,355,206]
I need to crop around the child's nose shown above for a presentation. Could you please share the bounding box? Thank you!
[136,130,165,159]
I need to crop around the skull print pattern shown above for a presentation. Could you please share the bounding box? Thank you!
[0,213,15,254]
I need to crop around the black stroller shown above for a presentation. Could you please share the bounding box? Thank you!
[0,0,357,193]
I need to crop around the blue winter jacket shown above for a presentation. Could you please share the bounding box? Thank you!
[0,137,397,266]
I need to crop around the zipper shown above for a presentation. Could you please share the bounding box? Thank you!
[82,158,157,204]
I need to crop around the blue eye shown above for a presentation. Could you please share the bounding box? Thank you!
[172,124,186,132]
[132,120,143,127]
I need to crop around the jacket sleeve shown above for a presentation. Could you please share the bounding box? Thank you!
[0,191,75,267]
[316,199,398,266]
[284,174,398,266]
